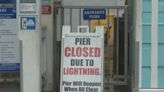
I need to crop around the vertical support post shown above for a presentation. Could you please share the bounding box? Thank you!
[61,8,64,36]
[107,9,111,64]
[124,7,128,82]
[70,8,72,32]
[107,9,109,33]
[89,20,91,32]
[116,8,119,81]
[139,0,143,88]
[53,5,57,92]
[151,0,158,88]
[79,8,81,25]
[17,0,42,92]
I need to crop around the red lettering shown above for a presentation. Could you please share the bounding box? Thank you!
[83,47,88,57]
[64,68,67,74]
[65,47,71,57]
[70,68,73,75]
[95,48,100,57]
[89,48,94,57]
[63,67,100,75]
[95,68,100,75]
[76,47,82,57]
[72,47,75,57]
[64,47,101,57]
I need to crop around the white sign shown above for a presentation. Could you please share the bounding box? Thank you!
[60,26,104,92]
[0,19,17,36]
[20,3,36,13]
[0,38,20,63]
[0,16,20,72]
[0,37,20,72]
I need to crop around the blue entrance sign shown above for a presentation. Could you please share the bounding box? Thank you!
[21,17,36,30]
[83,9,106,20]
[0,8,16,19]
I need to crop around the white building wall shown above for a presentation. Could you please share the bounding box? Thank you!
[41,0,54,91]
[41,14,54,91]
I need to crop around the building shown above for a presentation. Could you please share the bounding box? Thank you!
[132,0,164,92]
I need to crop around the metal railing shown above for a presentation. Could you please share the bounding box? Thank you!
[54,5,129,86]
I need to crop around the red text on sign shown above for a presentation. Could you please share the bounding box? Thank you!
[65,47,100,57]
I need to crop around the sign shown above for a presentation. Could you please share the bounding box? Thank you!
[0,64,20,72]
[0,0,16,19]
[42,5,51,15]
[83,9,106,20]
[60,26,104,92]
[0,8,16,19]
[0,0,20,72]
[0,19,17,35]
[20,3,36,13]
[0,38,20,72]
[21,17,36,30]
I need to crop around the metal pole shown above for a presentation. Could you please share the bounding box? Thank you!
[89,20,91,32]
[61,8,64,34]
[53,6,56,92]
[107,9,110,50]
[107,9,110,70]
[124,7,128,82]
[116,8,119,81]
[107,9,109,34]
[79,8,81,25]
[70,8,72,32]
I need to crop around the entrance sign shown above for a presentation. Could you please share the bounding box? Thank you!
[83,9,106,20]
[60,25,104,92]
